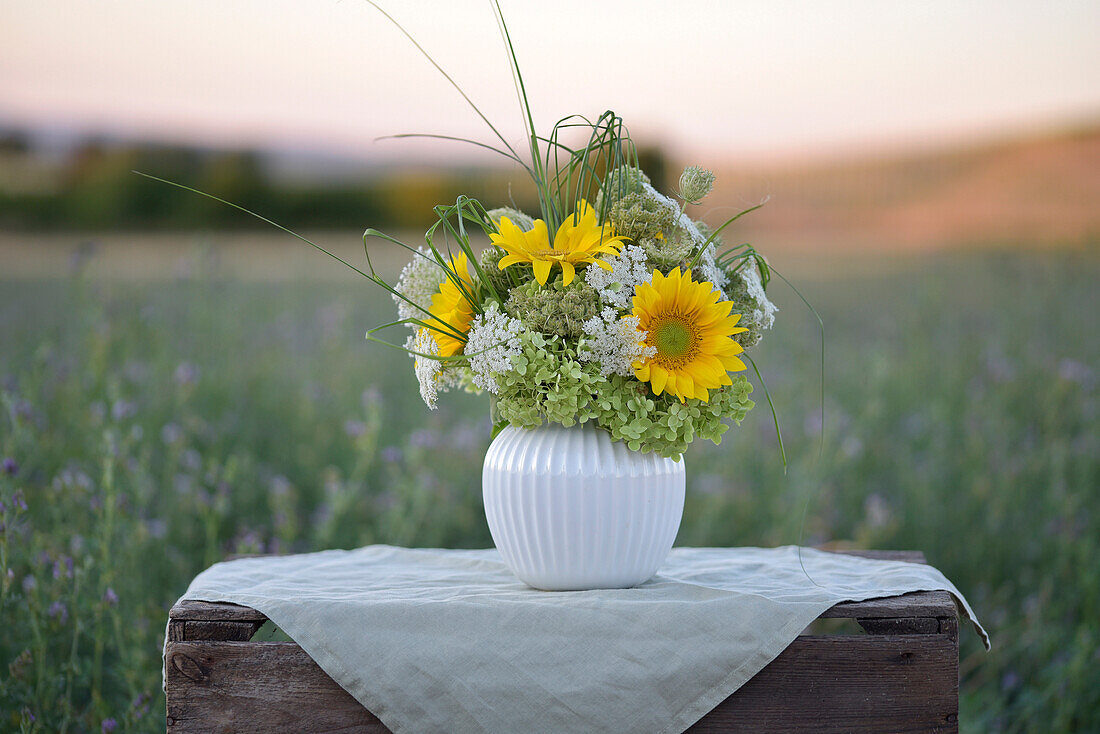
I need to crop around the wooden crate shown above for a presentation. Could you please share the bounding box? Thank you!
[165,550,960,733]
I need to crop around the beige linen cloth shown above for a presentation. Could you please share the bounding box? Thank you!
[170,545,987,733]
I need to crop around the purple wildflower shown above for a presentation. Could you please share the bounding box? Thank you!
[111,400,136,421]
[381,446,403,464]
[409,429,440,449]
[48,600,68,623]
[174,362,200,386]
[13,490,27,511]
[1059,358,1095,387]
[361,387,382,408]
[53,556,74,580]
[161,422,183,445]
[2,457,17,476]
[13,399,33,420]
[344,420,367,438]
[101,718,118,733]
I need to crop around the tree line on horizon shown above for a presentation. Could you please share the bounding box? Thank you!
[0,132,668,232]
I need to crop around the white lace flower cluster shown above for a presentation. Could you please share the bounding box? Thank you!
[580,307,655,378]
[737,260,777,330]
[392,248,441,325]
[406,329,443,409]
[464,302,524,393]
[675,209,729,296]
[583,243,652,310]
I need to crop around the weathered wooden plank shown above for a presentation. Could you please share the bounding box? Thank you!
[167,620,186,643]
[165,641,391,734]
[823,590,955,619]
[826,549,926,564]
[169,599,268,623]
[188,620,264,641]
[939,615,959,644]
[857,616,941,635]
[687,634,959,733]
[167,617,262,642]
[165,633,957,734]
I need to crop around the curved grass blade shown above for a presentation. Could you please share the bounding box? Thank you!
[363,0,523,164]
[686,202,766,270]
[376,133,531,172]
[745,353,787,473]
[133,171,372,279]
[770,265,824,462]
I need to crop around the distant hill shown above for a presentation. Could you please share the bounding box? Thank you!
[703,125,1100,252]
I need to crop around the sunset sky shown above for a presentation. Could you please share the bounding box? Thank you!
[3,0,1099,163]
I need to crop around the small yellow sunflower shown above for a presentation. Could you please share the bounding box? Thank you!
[425,252,477,357]
[490,200,625,286]
[632,267,749,402]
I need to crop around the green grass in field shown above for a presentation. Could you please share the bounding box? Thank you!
[0,248,1097,732]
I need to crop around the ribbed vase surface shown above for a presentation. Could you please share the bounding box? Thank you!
[482,423,685,590]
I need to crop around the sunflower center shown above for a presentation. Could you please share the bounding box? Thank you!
[650,313,699,364]
[530,249,563,259]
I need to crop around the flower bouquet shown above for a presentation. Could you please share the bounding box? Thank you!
[389,163,775,460]
[143,2,788,590]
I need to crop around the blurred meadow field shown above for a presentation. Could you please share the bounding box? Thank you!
[1,231,1097,732]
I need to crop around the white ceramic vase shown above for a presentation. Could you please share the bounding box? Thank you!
[482,422,685,591]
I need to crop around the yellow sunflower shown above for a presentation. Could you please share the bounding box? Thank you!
[490,200,626,286]
[424,252,477,357]
[632,267,749,403]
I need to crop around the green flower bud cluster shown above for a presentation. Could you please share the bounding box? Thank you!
[677,165,716,204]
[494,332,605,428]
[641,231,695,270]
[478,246,515,296]
[505,276,599,339]
[596,165,651,212]
[486,207,535,233]
[609,190,679,243]
[590,375,755,459]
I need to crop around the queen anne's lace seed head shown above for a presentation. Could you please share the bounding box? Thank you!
[580,307,656,378]
[678,165,716,204]
[465,302,524,393]
[393,248,443,327]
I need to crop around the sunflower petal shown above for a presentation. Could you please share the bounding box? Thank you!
[532,259,553,286]
[650,365,668,395]
[559,260,576,285]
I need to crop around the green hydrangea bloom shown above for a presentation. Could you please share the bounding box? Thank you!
[505,275,599,339]
[494,332,604,428]
[591,375,755,459]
